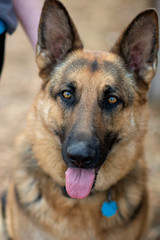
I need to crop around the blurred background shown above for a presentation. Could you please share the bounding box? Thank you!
[0,0,160,238]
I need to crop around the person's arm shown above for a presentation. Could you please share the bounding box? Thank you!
[12,0,43,49]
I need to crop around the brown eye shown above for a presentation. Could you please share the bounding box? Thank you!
[108,96,118,104]
[62,91,72,99]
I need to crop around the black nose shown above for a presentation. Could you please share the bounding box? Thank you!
[67,142,96,168]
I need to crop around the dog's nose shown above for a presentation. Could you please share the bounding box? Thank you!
[67,142,96,168]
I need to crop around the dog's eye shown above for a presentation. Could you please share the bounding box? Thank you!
[100,95,122,110]
[62,91,72,99]
[59,89,76,107]
[108,96,118,104]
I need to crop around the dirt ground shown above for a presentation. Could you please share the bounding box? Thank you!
[0,0,160,238]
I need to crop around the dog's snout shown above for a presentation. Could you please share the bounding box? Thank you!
[67,141,96,168]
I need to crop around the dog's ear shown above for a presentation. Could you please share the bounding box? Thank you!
[111,9,159,89]
[36,0,83,81]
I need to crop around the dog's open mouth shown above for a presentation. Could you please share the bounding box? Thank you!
[65,168,95,199]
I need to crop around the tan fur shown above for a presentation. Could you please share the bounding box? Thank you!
[1,1,159,239]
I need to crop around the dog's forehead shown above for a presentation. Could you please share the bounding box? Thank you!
[66,50,123,74]
[53,50,130,89]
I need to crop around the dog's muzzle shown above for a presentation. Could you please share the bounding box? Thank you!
[62,134,100,169]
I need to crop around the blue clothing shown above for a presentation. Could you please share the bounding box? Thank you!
[0,0,18,75]
[0,0,18,34]
[0,19,6,34]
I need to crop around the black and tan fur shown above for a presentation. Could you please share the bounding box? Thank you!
[0,1,159,239]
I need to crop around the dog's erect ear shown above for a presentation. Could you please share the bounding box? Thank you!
[36,0,83,80]
[111,9,159,88]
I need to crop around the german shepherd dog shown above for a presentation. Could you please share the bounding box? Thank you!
[0,0,159,239]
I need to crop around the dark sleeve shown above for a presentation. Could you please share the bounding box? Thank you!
[0,0,18,34]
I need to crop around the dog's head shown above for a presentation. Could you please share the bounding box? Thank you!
[31,0,158,199]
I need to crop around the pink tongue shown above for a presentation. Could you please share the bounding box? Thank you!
[65,168,95,199]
